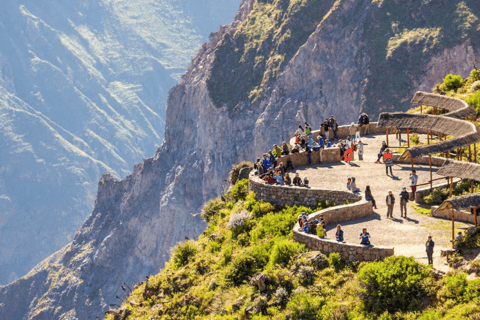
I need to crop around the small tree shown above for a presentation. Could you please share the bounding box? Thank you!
[357,256,431,313]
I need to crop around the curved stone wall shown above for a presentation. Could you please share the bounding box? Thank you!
[248,173,361,207]
[293,225,394,261]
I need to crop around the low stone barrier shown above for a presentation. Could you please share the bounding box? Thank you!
[431,205,479,224]
[392,154,446,166]
[248,173,360,207]
[293,225,394,261]
[414,179,461,203]
[307,198,373,225]
[275,147,341,168]
[289,122,386,146]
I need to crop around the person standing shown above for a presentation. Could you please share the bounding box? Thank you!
[399,187,409,218]
[365,185,377,209]
[332,119,339,140]
[385,150,393,176]
[357,140,364,161]
[386,190,395,218]
[410,170,418,201]
[349,123,357,143]
[426,236,435,265]
[363,113,370,135]
[323,120,330,141]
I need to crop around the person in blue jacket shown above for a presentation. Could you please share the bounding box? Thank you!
[360,228,371,245]
[262,154,271,170]
[325,139,332,148]
[336,225,344,242]
[318,136,325,148]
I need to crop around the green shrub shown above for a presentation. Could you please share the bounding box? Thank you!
[201,197,225,223]
[251,205,316,241]
[471,69,480,82]
[440,74,463,91]
[222,247,232,266]
[438,273,480,304]
[466,92,480,115]
[231,179,249,202]
[328,252,342,271]
[286,292,324,319]
[223,252,257,286]
[268,239,306,267]
[207,241,221,253]
[172,241,197,268]
[424,187,449,205]
[248,239,272,269]
[357,256,431,313]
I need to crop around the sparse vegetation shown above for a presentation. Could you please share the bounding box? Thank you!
[206,0,336,113]
[106,178,480,319]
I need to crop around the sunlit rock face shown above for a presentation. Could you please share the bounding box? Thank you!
[0,0,240,286]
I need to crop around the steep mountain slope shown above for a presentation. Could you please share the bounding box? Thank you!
[1,0,479,319]
[0,0,240,285]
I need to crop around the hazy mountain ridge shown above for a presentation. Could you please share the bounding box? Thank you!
[0,0,240,285]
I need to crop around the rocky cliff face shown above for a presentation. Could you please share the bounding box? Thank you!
[1,0,479,319]
[0,0,240,285]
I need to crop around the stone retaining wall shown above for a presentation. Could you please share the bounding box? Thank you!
[307,199,373,225]
[293,226,394,261]
[431,205,479,224]
[248,174,360,207]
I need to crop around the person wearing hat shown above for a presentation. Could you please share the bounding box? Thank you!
[426,236,435,265]
[386,190,395,218]
[399,187,410,218]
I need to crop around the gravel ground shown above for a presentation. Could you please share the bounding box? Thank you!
[289,133,472,270]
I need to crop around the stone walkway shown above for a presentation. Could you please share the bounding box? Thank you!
[291,133,472,271]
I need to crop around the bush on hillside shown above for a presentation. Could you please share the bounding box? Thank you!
[269,239,306,267]
[440,74,463,91]
[201,197,225,223]
[231,179,249,202]
[223,252,257,286]
[438,273,480,305]
[357,256,431,313]
[227,210,253,238]
[328,252,342,271]
[286,292,324,319]
[172,241,197,268]
[471,69,480,82]
[466,92,480,114]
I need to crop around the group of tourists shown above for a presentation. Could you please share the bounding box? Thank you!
[254,151,310,187]
[297,212,326,236]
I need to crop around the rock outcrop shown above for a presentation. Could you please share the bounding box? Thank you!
[1,0,479,319]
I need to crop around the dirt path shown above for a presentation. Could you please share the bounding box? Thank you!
[290,133,472,270]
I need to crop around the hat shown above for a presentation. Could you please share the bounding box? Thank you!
[402,186,406,189]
